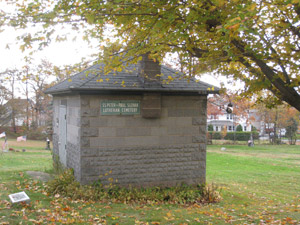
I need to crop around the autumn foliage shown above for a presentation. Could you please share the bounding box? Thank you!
[1,0,300,110]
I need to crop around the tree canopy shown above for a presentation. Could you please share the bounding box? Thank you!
[1,0,300,110]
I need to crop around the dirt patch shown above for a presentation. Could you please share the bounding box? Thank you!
[26,171,53,182]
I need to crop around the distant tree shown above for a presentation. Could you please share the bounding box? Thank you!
[251,126,257,132]
[22,60,55,127]
[0,69,21,132]
[285,118,298,145]
[221,126,227,140]
[255,104,299,144]
[0,84,11,125]
[236,124,243,132]
[0,84,10,108]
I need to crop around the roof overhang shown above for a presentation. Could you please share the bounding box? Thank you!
[45,87,219,96]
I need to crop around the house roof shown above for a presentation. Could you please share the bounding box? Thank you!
[45,63,220,95]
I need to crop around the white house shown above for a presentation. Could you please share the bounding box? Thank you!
[207,110,252,132]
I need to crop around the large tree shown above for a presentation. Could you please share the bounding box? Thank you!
[1,0,300,110]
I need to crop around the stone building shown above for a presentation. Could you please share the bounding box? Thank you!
[45,55,219,186]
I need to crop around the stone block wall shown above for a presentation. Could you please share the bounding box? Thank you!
[79,94,207,186]
[52,98,60,158]
[66,95,81,180]
[52,95,81,180]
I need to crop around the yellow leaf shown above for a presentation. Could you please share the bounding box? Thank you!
[166,212,173,218]
[167,76,174,81]
[249,3,256,11]
[228,23,240,30]
[210,6,217,11]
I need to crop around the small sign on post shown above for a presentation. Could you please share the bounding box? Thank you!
[8,191,30,204]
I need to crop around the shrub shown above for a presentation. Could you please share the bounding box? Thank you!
[46,169,222,204]
[224,131,259,141]
[207,124,213,131]
[208,131,222,140]
[236,124,243,132]
[285,118,298,145]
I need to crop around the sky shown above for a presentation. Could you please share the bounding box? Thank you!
[0,26,226,89]
[0,1,99,70]
[0,26,97,70]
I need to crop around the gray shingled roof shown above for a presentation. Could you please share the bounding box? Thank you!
[45,63,219,95]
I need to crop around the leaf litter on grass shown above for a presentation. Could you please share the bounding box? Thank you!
[1,144,300,224]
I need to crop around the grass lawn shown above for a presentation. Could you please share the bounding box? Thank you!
[1,141,300,224]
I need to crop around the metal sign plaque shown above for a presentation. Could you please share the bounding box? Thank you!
[101,100,140,115]
[9,191,30,204]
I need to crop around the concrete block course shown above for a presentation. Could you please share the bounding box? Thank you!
[98,127,116,137]
[80,98,89,107]
[81,108,99,117]
[199,125,207,133]
[184,109,201,117]
[175,117,192,126]
[167,126,199,135]
[81,118,89,127]
[81,127,99,137]
[81,137,90,147]
[192,135,206,143]
[125,117,160,127]
[159,135,193,145]
[89,118,108,127]
[52,94,208,187]
[90,137,126,147]
[116,127,151,137]
[124,136,160,146]
[78,143,205,185]
[141,93,161,118]
[107,117,127,127]
[150,127,168,136]
[192,117,206,125]
[168,108,185,117]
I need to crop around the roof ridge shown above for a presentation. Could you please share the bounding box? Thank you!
[45,62,220,95]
